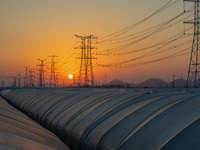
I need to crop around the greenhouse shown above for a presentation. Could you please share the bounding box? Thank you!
[1,88,200,150]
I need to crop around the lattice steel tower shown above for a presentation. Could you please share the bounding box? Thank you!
[24,66,29,87]
[75,34,97,86]
[48,55,58,88]
[29,68,35,87]
[185,0,200,87]
[37,59,46,88]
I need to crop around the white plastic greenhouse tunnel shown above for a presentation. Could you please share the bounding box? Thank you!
[1,88,200,150]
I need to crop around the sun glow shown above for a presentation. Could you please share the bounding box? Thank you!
[68,74,73,79]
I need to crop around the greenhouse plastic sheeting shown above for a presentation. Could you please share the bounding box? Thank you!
[1,88,200,150]
[0,95,70,150]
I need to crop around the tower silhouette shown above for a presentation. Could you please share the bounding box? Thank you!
[29,68,35,87]
[48,55,58,88]
[185,0,200,87]
[74,34,97,86]
[17,73,21,87]
[37,59,46,88]
[24,66,29,87]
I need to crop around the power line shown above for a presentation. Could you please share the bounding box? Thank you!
[99,0,180,41]
[124,47,190,68]
[98,47,190,68]
[100,13,193,45]
[99,26,192,57]
[98,11,192,55]
[112,34,191,56]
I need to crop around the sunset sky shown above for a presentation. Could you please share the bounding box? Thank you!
[0,0,194,85]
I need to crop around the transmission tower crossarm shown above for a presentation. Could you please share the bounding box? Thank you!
[74,46,84,49]
[184,21,196,24]
[74,34,84,40]
[75,34,98,39]
[38,59,46,62]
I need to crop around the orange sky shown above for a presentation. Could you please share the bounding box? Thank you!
[0,0,193,85]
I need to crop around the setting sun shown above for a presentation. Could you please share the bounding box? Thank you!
[68,74,73,79]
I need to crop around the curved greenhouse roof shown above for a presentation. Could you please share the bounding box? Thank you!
[1,88,200,150]
[0,93,70,150]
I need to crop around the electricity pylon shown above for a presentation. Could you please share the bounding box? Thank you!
[74,34,97,86]
[17,73,21,87]
[24,66,29,87]
[48,55,58,88]
[37,59,46,88]
[29,68,35,87]
[184,0,200,87]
